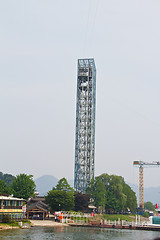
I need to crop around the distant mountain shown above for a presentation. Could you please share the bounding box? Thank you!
[144,187,160,204]
[35,175,58,196]
[128,182,160,204]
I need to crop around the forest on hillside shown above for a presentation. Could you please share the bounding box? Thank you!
[0,172,15,186]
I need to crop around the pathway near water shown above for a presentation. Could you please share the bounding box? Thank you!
[30,220,69,227]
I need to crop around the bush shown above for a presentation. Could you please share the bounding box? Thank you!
[2,214,12,223]
[143,211,149,218]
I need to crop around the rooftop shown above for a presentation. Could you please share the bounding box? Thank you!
[0,195,24,201]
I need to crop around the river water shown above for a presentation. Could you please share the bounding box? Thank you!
[0,226,160,240]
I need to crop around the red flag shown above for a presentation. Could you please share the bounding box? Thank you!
[155,203,158,209]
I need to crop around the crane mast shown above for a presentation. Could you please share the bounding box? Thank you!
[133,160,160,208]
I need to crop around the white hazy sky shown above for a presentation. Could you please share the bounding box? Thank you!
[0,0,160,188]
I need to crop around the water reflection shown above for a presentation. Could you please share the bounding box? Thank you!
[0,227,160,240]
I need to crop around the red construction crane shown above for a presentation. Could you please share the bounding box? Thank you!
[133,160,160,208]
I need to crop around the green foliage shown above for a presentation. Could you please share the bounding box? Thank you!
[144,201,155,211]
[56,178,74,192]
[122,183,137,212]
[74,192,90,212]
[0,172,15,186]
[11,174,36,200]
[87,178,107,210]
[45,190,74,212]
[104,175,127,212]
[1,214,12,223]
[143,211,149,218]
[45,178,75,212]
[87,173,137,213]
[0,180,10,194]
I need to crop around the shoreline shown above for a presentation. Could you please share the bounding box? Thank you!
[1,220,160,232]
[0,220,69,231]
[0,225,19,231]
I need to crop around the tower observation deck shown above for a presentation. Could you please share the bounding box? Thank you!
[74,58,96,193]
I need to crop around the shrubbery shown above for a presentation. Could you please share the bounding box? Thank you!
[143,211,149,218]
[1,214,12,223]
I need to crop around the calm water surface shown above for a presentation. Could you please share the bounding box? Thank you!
[0,226,160,240]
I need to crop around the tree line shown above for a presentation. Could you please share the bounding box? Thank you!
[45,174,137,213]
[0,172,138,213]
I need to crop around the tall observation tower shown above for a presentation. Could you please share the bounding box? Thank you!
[74,58,96,193]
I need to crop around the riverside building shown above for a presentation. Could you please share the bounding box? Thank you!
[0,194,25,220]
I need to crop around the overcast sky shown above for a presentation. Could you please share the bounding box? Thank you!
[0,0,160,188]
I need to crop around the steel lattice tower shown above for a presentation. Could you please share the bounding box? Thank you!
[74,58,96,193]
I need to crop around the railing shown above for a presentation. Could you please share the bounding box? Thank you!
[57,213,92,224]
[59,214,150,227]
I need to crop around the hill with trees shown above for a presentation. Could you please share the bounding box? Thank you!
[0,172,15,186]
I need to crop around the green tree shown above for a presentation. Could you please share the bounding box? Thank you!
[87,178,107,212]
[87,173,137,214]
[74,192,90,212]
[56,178,74,192]
[11,174,36,200]
[45,190,74,212]
[144,201,155,211]
[122,183,137,212]
[98,174,127,213]
[45,178,75,212]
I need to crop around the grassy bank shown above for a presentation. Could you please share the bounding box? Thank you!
[0,222,19,231]
[0,220,31,230]
[69,214,138,224]
[102,214,135,222]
